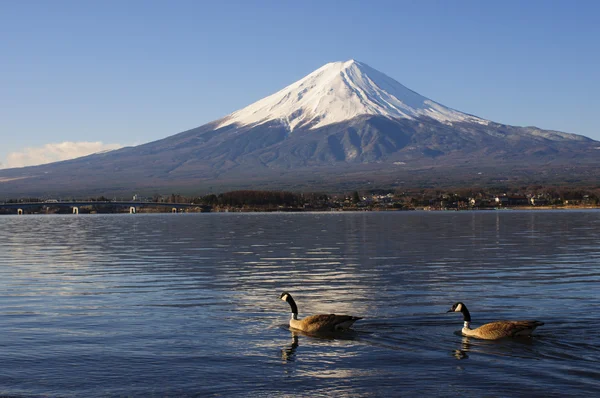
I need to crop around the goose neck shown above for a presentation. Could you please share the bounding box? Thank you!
[286,295,299,316]
[461,305,472,323]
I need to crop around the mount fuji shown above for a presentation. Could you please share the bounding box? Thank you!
[1,60,599,196]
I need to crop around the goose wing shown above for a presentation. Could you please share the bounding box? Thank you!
[300,314,362,333]
[475,320,544,339]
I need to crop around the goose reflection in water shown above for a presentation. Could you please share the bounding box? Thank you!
[452,335,539,360]
[453,337,472,360]
[281,333,299,362]
[280,328,360,362]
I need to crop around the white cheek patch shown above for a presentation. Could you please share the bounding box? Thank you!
[281,294,289,301]
[455,303,463,312]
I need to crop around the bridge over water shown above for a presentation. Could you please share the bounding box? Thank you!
[0,201,210,215]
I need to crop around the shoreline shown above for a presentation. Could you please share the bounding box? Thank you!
[2,204,599,215]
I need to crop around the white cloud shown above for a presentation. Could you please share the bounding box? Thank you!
[1,141,123,169]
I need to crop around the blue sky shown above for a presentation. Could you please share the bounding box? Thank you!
[1,0,599,168]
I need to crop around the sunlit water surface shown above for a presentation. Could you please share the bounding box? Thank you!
[1,211,599,396]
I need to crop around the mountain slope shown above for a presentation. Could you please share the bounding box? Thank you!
[1,60,598,196]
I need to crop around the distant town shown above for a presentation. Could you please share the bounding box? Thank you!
[2,186,599,215]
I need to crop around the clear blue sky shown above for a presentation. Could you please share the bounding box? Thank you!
[1,0,599,168]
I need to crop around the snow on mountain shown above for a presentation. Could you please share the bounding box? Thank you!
[217,59,489,131]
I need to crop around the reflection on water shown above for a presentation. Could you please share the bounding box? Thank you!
[1,211,600,396]
[452,335,553,371]
[281,333,299,362]
[452,336,538,361]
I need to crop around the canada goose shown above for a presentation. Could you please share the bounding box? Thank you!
[279,292,362,334]
[447,302,544,340]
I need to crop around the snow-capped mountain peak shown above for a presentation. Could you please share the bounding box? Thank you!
[217,59,488,131]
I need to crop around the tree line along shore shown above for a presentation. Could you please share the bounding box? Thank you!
[2,186,600,214]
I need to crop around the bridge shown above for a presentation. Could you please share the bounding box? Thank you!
[0,201,210,215]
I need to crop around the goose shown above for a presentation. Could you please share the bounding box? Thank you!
[447,302,544,340]
[279,292,362,334]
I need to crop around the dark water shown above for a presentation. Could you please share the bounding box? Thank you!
[1,211,599,397]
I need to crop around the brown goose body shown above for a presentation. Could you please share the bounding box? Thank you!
[280,292,362,334]
[448,302,544,340]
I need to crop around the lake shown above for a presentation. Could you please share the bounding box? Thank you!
[1,211,599,397]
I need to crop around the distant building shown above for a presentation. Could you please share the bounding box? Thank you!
[495,196,529,206]
[530,197,549,206]
[133,194,149,202]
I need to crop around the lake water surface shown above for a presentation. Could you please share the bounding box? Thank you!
[1,211,599,396]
